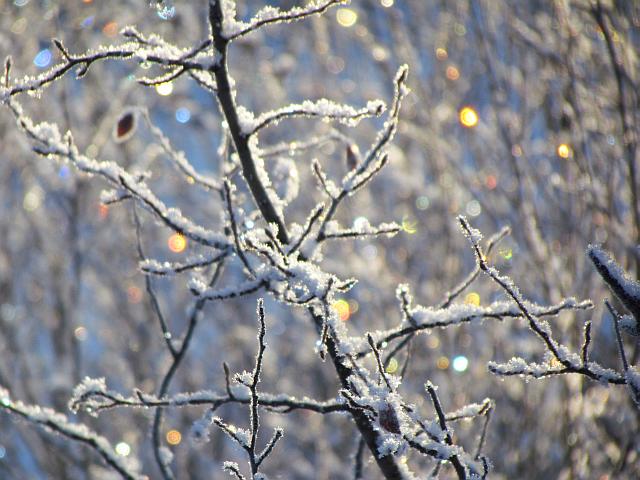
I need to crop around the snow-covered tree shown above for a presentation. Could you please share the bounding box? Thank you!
[1,1,638,478]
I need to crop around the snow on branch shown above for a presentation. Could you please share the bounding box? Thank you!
[313,66,409,245]
[1,32,214,102]
[322,219,401,240]
[219,0,349,40]
[1,42,137,101]
[445,398,493,422]
[588,245,640,321]
[141,110,222,191]
[357,296,592,358]
[342,65,409,193]
[213,300,284,478]
[189,275,267,301]
[68,378,346,417]
[459,216,635,389]
[140,250,229,276]
[242,99,386,136]
[0,386,143,480]
[7,101,230,250]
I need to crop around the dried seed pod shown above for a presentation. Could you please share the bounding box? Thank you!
[378,403,401,434]
[113,109,137,143]
[346,144,360,171]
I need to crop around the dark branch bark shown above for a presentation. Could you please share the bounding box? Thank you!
[208,1,289,245]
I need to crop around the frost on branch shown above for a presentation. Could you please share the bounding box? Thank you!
[4,0,639,477]
[241,99,386,135]
[460,218,636,392]
[69,377,109,414]
[218,0,348,40]
[588,245,640,322]
[8,101,229,250]
[0,386,142,480]
[626,366,640,408]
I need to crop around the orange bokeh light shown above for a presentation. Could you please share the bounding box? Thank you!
[459,107,479,128]
[99,204,109,220]
[557,143,571,159]
[168,233,187,253]
[332,299,350,321]
[166,430,182,445]
[446,65,460,80]
[102,21,118,37]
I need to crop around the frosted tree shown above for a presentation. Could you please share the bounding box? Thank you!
[0,0,639,479]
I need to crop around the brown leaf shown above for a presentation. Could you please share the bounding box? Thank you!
[378,403,401,434]
[114,110,137,143]
[346,144,360,170]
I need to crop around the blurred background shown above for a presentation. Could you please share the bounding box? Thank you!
[0,0,639,478]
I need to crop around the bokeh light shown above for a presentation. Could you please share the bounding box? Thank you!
[102,21,118,36]
[446,65,460,80]
[401,215,418,234]
[466,200,481,217]
[386,358,399,374]
[416,196,430,210]
[332,299,350,321]
[74,326,88,341]
[459,107,479,128]
[166,430,182,445]
[33,49,52,68]
[175,107,191,123]
[465,292,480,306]
[23,187,43,212]
[156,82,174,96]
[436,356,449,370]
[348,299,359,314]
[499,247,513,260]
[168,233,187,253]
[127,286,143,304]
[557,143,571,159]
[336,8,358,27]
[452,355,469,372]
[115,442,131,456]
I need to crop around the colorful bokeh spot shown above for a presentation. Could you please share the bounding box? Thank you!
[557,143,571,159]
[156,82,174,96]
[452,355,468,372]
[435,47,448,60]
[102,21,118,37]
[401,215,418,234]
[166,430,182,445]
[336,8,357,27]
[386,358,399,374]
[459,107,479,128]
[127,285,142,304]
[464,292,480,306]
[446,65,460,81]
[115,442,131,456]
[33,49,52,68]
[499,247,513,260]
[168,233,187,253]
[74,326,87,341]
[332,299,350,321]
[99,204,109,220]
[436,356,449,370]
